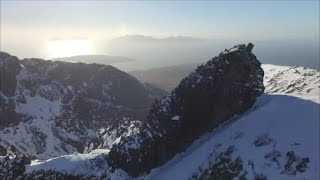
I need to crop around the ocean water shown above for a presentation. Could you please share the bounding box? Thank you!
[107,39,319,71]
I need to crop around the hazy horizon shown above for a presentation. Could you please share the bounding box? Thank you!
[1,1,319,70]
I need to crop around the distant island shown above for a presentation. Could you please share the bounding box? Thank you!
[52,54,134,65]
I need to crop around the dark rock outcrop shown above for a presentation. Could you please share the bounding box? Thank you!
[107,43,265,176]
[0,154,31,180]
[22,170,101,180]
[0,52,21,97]
[0,52,23,127]
[0,145,6,156]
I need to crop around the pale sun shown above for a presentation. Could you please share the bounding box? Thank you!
[48,39,93,59]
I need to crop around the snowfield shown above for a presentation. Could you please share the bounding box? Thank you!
[262,64,319,103]
[26,149,110,176]
[22,64,320,179]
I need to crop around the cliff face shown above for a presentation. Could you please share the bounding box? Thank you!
[107,43,265,176]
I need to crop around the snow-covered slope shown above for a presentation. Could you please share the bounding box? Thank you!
[142,64,319,179]
[146,94,319,180]
[263,64,319,102]
[26,149,110,177]
[19,63,319,180]
[144,64,319,180]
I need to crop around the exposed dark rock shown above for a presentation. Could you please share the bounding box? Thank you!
[196,146,245,180]
[282,151,310,175]
[0,95,22,127]
[0,53,24,127]
[253,133,274,147]
[246,42,254,53]
[107,43,265,176]
[264,149,281,168]
[0,52,21,97]
[0,145,6,156]
[23,170,100,180]
[0,154,31,180]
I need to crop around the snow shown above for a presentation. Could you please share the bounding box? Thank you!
[15,95,61,119]
[144,64,319,180]
[16,64,30,81]
[122,121,142,150]
[0,115,70,159]
[0,90,65,159]
[102,81,112,98]
[262,64,320,103]
[25,149,132,179]
[26,149,110,176]
[85,121,144,153]
[171,115,180,121]
[160,96,172,112]
[96,128,119,149]
[146,94,319,180]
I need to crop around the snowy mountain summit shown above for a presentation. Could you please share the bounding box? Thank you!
[1,44,319,180]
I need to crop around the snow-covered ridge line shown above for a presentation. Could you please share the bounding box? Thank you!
[262,64,319,103]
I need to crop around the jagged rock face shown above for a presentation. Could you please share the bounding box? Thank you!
[0,52,21,97]
[0,53,23,127]
[0,146,6,156]
[0,154,31,180]
[107,43,265,176]
[84,120,143,153]
[0,52,165,159]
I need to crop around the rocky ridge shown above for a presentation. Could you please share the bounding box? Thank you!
[107,43,265,176]
[0,52,164,159]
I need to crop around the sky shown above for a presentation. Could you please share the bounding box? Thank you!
[0,1,319,68]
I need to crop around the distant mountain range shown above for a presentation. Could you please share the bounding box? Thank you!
[112,35,204,43]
